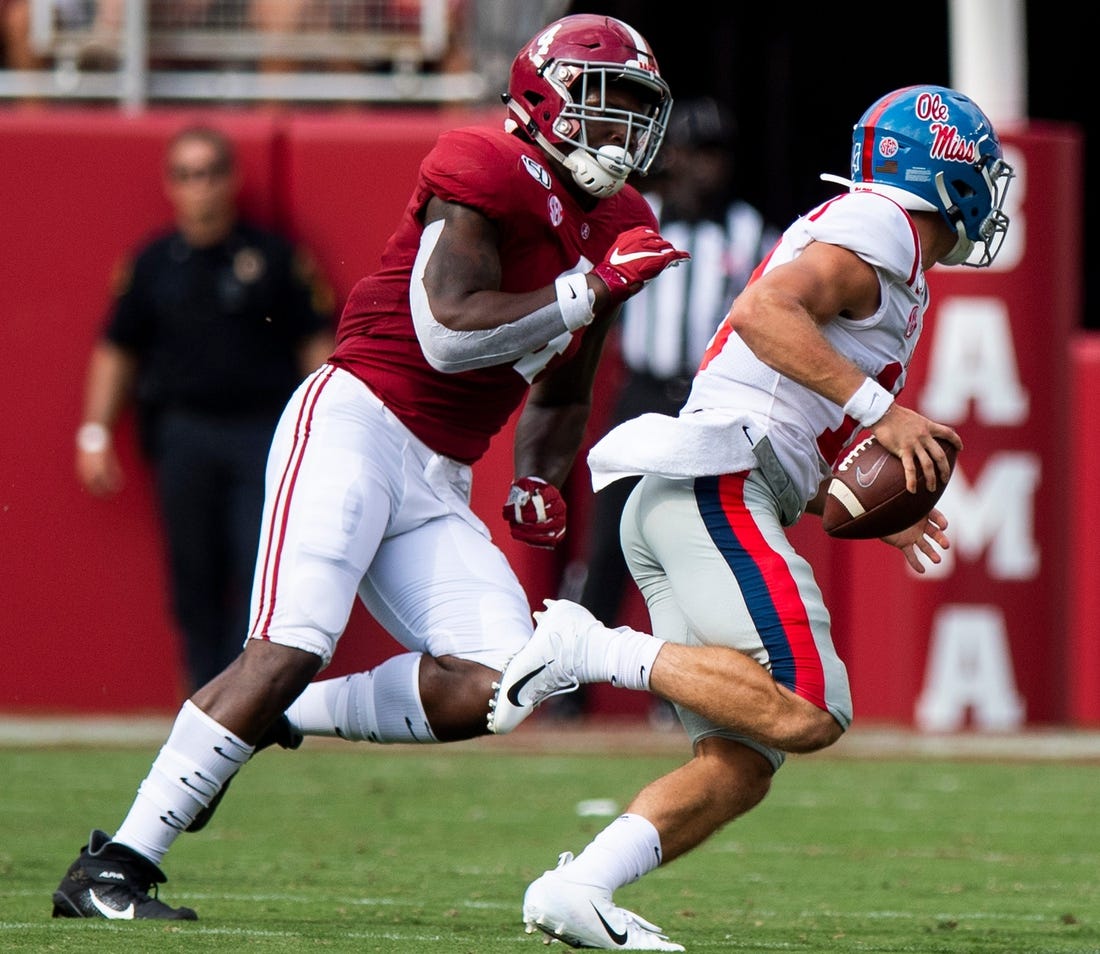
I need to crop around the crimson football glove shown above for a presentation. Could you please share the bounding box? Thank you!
[503,476,566,549]
[591,226,691,305]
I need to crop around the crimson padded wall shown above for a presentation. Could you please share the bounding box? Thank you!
[0,113,1088,728]
[0,110,281,711]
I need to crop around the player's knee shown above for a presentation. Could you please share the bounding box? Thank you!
[780,706,844,753]
[418,655,498,741]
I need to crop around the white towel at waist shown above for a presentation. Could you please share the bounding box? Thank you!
[587,411,758,492]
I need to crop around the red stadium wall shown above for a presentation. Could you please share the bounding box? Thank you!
[0,111,1091,729]
[1068,333,1100,725]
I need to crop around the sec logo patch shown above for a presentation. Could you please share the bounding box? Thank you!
[548,194,563,227]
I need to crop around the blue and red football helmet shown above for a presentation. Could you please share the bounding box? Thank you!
[504,14,672,198]
[824,85,1014,267]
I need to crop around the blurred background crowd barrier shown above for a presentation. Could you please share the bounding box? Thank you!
[0,0,570,106]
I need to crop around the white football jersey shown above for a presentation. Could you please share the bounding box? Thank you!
[589,190,928,506]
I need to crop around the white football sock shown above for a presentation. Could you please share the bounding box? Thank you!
[285,674,352,738]
[581,621,664,692]
[113,700,254,864]
[560,813,663,892]
[286,653,438,743]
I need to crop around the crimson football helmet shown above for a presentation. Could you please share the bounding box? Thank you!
[822,85,1014,267]
[504,14,672,198]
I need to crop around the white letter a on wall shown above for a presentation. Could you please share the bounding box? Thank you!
[915,605,1026,731]
[920,297,1029,425]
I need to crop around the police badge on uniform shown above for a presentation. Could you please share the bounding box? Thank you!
[233,247,265,284]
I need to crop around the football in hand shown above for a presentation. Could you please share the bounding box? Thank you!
[822,435,957,539]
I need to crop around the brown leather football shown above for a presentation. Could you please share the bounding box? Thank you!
[822,435,957,539]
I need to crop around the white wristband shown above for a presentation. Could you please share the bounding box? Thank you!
[555,272,596,332]
[842,378,894,428]
[76,422,111,454]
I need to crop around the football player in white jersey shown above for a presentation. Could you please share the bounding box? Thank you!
[490,85,1013,950]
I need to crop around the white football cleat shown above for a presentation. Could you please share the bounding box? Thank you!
[523,852,684,951]
[488,599,597,734]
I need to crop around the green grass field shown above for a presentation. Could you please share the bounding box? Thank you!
[2,726,1098,953]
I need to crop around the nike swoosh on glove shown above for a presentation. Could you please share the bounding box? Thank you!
[503,477,566,549]
[591,226,691,305]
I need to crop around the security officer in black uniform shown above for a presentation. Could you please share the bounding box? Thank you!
[76,124,335,692]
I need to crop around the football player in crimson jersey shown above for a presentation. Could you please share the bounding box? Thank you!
[51,14,687,923]
[491,86,1013,949]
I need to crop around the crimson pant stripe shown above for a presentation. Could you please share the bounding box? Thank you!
[248,365,336,640]
[694,473,828,709]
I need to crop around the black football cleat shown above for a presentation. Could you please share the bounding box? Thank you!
[51,829,197,920]
[185,713,303,833]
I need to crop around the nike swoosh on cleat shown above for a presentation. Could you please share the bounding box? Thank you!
[506,665,549,706]
[608,248,665,266]
[89,889,135,920]
[591,901,629,945]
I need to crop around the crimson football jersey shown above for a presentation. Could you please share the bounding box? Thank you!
[330,126,657,463]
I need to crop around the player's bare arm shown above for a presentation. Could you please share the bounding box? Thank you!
[416,200,684,360]
[413,196,608,375]
[419,196,559,331]
[730,241,957,491]
[512,310,619,487]
[727,241,880,406]
[420,195,625,320]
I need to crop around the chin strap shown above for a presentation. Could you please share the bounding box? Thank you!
[938,224,974,266]
[505,97,629,198]
[934,172,976,266]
